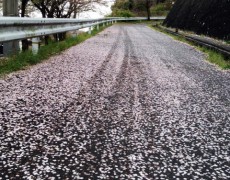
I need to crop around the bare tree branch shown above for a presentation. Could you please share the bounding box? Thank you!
[31,0,108,18]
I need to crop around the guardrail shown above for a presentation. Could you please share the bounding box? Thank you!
[0,16,165,42]
[156,25,230,58]
[120,17,165,21]
[0,17,117,42]
[0,16,165,54]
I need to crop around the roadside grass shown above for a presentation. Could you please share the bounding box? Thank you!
[0,24,110,77]
[197,46,230,69]
[150,25,230,70]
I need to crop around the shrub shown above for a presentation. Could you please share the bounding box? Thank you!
[151,1,175,16]
[151,3,170,16]
[111,9,135,17]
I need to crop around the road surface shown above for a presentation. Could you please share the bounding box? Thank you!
[0,24,229,179]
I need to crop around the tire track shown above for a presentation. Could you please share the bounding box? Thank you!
[88,26,122,86]
[47,26,129,178]
[127,24,230,179]
[1,24,229,179]
[94,27,161,179]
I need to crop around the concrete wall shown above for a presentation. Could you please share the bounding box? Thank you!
[163,0,230,40]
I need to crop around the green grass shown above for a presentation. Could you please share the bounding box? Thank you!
[150,25,230,70]
[0,24,110,77]
[198,46,230,69]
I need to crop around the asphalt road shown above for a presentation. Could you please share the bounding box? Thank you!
[0,24,230,179]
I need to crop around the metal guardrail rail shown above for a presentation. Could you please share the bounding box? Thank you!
[0,17,116,55]
[185,35,230,57]
[0,16,165,54]
[158,26,230,58]
[0,17,117,42]
[121,17,165,21]
[0,17,165,43]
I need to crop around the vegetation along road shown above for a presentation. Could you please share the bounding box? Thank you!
[0,24,229,179]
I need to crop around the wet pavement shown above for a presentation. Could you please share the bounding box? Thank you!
[0,24,230,179]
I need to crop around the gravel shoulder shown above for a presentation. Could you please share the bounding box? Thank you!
[0,24,230,179]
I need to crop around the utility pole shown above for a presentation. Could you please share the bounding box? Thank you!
[3,0,19,56]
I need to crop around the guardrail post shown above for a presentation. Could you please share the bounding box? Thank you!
[0,43,3,56]
[97,24,100,30]
[32,37,40,55]
[71,30,78,38]
[88,26,92,35]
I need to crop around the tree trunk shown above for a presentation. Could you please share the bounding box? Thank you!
[21,0,29,51]
[146,0,151,21]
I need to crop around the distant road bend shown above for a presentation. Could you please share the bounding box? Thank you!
[0,24,229,179]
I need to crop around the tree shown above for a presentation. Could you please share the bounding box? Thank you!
[111,0,135,17]
[30,0,108,41]
[151,0,175,16]
[29,0,108,41]
[20,0,30,51]
[70,0,108,18]
[137,0,166,20]
[112,0,134,11]
[111,0,171,19]
[31,0,108,18]
[20,0,29,17]
[145,0,154,20]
